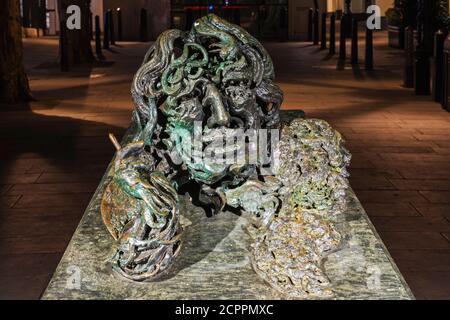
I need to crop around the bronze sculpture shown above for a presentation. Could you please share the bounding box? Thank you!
[100,14,351,298]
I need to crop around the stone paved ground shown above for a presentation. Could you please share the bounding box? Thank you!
[0,30,449,299]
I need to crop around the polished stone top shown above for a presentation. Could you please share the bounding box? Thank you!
[42,112,414,300]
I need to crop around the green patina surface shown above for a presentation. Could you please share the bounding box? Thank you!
[42,111,414,300]
[62,14,416,298]
[101,13,283,282]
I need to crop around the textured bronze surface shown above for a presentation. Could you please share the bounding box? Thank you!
[96,14,411,298]
[101,13,283,283]
[42,112,414,300]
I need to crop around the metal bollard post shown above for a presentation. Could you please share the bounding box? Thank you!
[432,31,446,102]
[403,27,414,87]
[414,45,431,95]
[329,14,336,55]
[95,15,104,60]
[339,15,347,62]
[103,10,110,49]
[308,8,313,42]
[109,10,115,45]
[117,8,122,41]
[139,8,148,42]
[60,20,69,71]
[351,17,358,64]
[186,8,193,30]
[442,51,449,110]
[313,9,319,45]
[233,8,241,26]
[365,22,374,70]
[90,12,93,40]
[321,12,327,49]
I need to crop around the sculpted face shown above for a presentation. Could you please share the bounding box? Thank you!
[132,14,283,187]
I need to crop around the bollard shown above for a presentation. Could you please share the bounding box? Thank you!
[365,23,374,70]
[346,13,353,38]
[90,12,93,40]
[404,27,414,87]
[313,9,319,45]
[442,51,449,110]
[321,12,327,49]
[308,8,313,42]
[117,8,123,41]
[399,26,405,50]
[414,45,431,95]
[186,8,193,30]
[329,14,336,55]
[109,10,115,45]
[103,10,110,49]
[339,15,347,62]
[351,17,358,64]
[281,6,289,41]
[233,8,241,26]
[60,20,69,71]
[140,8,148,42]
[95,15,104,60]
[432,31,446,102]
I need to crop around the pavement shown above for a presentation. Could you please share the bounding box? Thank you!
[0,30,449,299]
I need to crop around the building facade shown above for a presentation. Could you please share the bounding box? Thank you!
[20,0,402,41]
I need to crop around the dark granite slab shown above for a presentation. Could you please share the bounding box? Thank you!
[42,113,414,300]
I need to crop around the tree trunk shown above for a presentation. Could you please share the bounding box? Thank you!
[0,0,33,104]
[58,0,95,66]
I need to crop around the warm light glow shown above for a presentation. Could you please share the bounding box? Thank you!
[184,5,249,11]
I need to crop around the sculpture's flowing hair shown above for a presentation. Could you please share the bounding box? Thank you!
[192,15,283,127]
[103,14,285,281]
[112,172,182,281]
[131,29,184,140]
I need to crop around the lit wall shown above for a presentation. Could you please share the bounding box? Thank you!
[326,0,392,16]
[375,0,393,16]
[289,0,327,40]
[103,0,170,40]
[91,0,104,31]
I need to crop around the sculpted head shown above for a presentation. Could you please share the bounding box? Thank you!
[131,14,282,209]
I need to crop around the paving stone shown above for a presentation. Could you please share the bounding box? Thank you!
[0,234,72,255]
[350,177,396,190]
[442,233,450,242]
[0,195,21,209]
[379,153,450,163]
[0,253,61,277]
[378,232,450,250]
[0,185,12,195]
[7,182,97,195]
[371,217,450,232]
[354,190,429,205]
[389,250,450,272]
[420,191,450,204]
[0,173,41,184]
[389,179,450,191]
[37,172,104,183]
[350,168,403,179]
[0,274,54,300]
[13,193,92,209]
[401,271,450,300]
[363,203,421,217]
[413,204,450,220]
